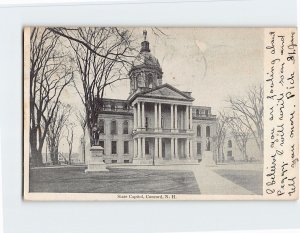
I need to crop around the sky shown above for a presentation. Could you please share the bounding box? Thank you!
[57,27,264,154]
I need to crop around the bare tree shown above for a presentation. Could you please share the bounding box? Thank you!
[75,108,87,163]
[226,114,251,161]
[30,27,73,166]
[49,27,136,145]
[213,112,227,163]
[65,122,75,165]
[46,102,71,165]
[227,85,264,157]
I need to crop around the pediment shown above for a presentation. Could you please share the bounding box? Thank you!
[142,84,192,100]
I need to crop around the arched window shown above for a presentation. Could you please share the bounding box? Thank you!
[111,120,117,135]
[206,126,211,137]
[197,125,201,137]
[228,140,232,148]
[205,110,209,116]
[99,119,105,134]
[147,73,153,88]
[196,109,200,116]
[123,121,129,134]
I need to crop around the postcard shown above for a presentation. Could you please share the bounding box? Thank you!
[23,27,298,200]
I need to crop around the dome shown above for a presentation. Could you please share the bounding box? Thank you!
[128,30,163,95]
[132,51,161,70]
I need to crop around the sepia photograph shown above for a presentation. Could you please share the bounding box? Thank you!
[23,27,297,200]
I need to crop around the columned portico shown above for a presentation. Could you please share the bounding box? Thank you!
[130,83,198,164]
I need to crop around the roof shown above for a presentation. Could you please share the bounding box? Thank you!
[128,83,194,103]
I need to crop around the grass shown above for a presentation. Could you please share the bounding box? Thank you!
[212,169,263,195]
[29,166,200,194]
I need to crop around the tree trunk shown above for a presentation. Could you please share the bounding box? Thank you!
[30,129,43,167]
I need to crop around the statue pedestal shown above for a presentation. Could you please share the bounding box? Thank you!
[202,151,216,167]
[85,146,108,172]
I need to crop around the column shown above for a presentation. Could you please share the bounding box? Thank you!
[155,138,158,158]
[159,137,162,158]
[154,103,157,130]
[174,138,178,158]
[133,138,137,157]
[137,102,141,129]
[158,103,162,130]
[170,104,174,130]
[133,104,136,130]
[142,137,145,158]
[142,102,145,129]
[174,105,178,130]
[185,106,189,130]
[185,139,189,158]
[189,106,193,130]
[138,137,142,158]
[190,139,193,159]
[171,138,174,159]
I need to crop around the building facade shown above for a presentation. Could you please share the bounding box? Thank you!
[91,31,217,165]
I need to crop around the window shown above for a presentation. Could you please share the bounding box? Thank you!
[161,117,164,128]
[99,140,105,154]
[227,151,232,157]
[206,126,211,137]
[124,160,130,163]
[123,121,129,134]
[111,141,117,154]
[197,143,201,155]
[197,125,201,137]
[123,103,128,110]
[111,103,116,111]
[112,160,117,163]
[228,140,232,148]
[99,119,105,134]
[99,102,104,111]
[145,140,150,155]
[206,140,211,151]
[124,141,129,154]
[205,110,209,116]
[111,120,117,135]
[196,109,200,116]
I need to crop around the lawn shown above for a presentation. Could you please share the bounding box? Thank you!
[29,166,200,194]
[212,168,263,195]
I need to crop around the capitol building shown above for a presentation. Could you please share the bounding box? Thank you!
[87,31,217,165]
